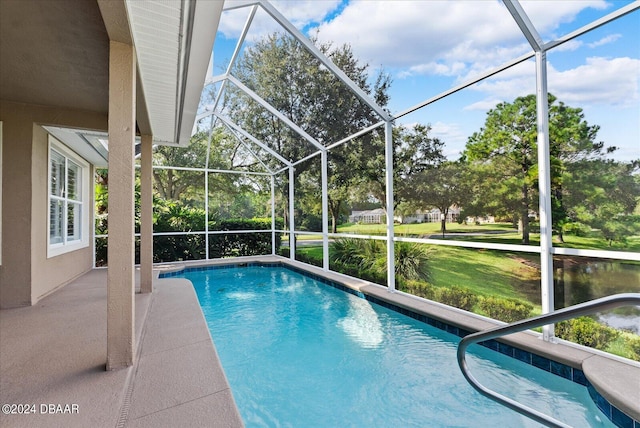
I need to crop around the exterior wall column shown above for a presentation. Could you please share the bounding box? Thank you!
[0,114,33,308]
[140,134,153,293]
[107,41,136,370]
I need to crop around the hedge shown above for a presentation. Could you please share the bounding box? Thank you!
[208,218,283,259]
[96,216,283,266]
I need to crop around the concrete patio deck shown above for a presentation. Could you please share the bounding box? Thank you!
[2,257,638,427]
[0,269,243,427]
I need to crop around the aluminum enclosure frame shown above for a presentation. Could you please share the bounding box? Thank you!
[134,1,640,345]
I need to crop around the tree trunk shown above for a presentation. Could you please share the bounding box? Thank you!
[328,198,341,234]
[521,183,530,245]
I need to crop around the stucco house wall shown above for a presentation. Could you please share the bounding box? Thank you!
[0,100,106,308]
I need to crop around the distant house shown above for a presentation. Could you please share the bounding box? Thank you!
[465,215,496,224]
[349,207,461,225]
[349,208,387,224]
[395,207,461,224]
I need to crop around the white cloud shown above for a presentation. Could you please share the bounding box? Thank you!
[552,39,583,52]
[430,121,468,147]
[466,56,640,109]
[316,1,524,69]
[587,33,622,48]
[399,62,467,78]
[518,1,609,35]
[550,57,640,107]
[315,0,610,76]
[464,99,504,111]
[219,1,342,40]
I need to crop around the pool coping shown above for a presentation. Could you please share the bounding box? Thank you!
[158,255,640,427]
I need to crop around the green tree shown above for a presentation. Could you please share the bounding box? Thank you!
[462,94,612,244]
[152,131,208,203]
[564,159,640,245]
[225,33,391,232]
[410,161,470,233]
[355,123,446,213]
[152,128,270,220]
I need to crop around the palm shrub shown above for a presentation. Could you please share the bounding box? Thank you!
[330,237,368,267]
[394,242,431,281]
[329,238,430,284]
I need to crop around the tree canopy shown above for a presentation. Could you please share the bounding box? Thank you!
[462,93,639,245]
[224,32,391,231]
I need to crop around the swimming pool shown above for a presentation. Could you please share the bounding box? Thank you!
[183,264,614,427]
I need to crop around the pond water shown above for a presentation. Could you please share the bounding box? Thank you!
[554,259,640,333]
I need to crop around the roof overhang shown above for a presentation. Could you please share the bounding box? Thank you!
[125,0,224,147]
[1,0,223,156]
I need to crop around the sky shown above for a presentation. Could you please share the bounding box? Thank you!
[211,0,639,162]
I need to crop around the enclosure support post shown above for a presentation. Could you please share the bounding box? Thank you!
[536,49,555,341]
[107,41,136,370]
[140,134,153,294]
[271,174,276,255]
[384,121,396,291]
[205,170,209,260]
[289,166,295,260]
[321,150,329,270]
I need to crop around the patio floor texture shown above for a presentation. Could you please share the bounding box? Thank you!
[0,269,243,427]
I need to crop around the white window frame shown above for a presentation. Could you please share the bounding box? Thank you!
[47,136,90,258]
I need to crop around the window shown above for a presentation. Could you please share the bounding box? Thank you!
[48,136,90,257]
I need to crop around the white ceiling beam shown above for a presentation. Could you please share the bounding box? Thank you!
[222,122,274,174]
[227,75,325,151]
[215,113,291,166]
[502,0,544,52]
[222,0,260,12]
[175,0,223,146]
[543,1,640,51]
[226,4,258,76]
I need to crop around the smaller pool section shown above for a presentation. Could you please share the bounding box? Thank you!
[179,265,620,427]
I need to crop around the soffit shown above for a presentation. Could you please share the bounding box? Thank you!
[126,0,224,146]
[1,0,222,150]
[0,0,110,113]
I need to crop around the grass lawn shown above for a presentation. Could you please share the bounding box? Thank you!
[427,246,541,305]
[335,222,640,253]
[296,244,542,310]
[280,222,639,254]
[294,242,638,360]
[337,222,515,236]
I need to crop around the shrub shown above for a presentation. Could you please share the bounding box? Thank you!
[480,297,534,323]
[208,218,283,259]
[329,259,387,285]
[330,238,370,267]
[295,252,323,268]
[556,316,620,350]
[95,198,283,265]
[438,286,479,312]
[400,279,438,301]
[562,221,592,237]
[626,335,640,361]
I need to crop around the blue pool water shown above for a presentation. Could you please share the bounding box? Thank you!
[185,265,614,427]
